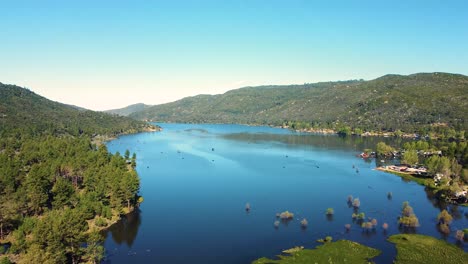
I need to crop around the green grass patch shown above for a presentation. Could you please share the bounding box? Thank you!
[252,240,380,264]
[388,234,468,264]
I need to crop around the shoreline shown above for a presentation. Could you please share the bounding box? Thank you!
[375,166,468,206]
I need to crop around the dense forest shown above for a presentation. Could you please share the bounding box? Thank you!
[0,83,158,263]
[128,72,467,133]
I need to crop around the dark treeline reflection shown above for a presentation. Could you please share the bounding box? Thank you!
[223,132,409,152]
[104,210,142,247]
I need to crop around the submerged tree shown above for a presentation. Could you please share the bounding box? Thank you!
[352,198,361,209]
[399,201,420,228]
[455,230,465,242]
[437,210,453,225]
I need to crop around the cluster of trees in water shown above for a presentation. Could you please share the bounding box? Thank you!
[0,135,140,263]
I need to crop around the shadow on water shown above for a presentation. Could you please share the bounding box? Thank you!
[104,209,142,247]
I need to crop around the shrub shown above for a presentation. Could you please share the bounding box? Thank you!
[279,211,294,220]
[345,224,351,231]
[274,221,280,228]
[437,210,453,225]
[399,202,419,228]
[352,198,361,208]
[439,223,450,234]
[455,230,465,241]
[95,217,107,227]
[0,257,13,264]
[357,212,366,220]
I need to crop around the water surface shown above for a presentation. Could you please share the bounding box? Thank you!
[104,123,467,263]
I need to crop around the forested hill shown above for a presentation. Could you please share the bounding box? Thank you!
[0,83,157,137]
[130,73,468,132]
[0,83,154,263]
[105,103,152,117]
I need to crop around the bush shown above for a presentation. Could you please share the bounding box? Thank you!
[279,211,294,220]
[0,257,12,264]
[437,210,453,225]
[352,198,361,208]
[382,223,389,230]
[399,201,420,228]
[95,217,107,227]
[455,230,465,241]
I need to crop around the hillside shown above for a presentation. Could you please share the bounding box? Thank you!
[105,103,152,117]
[130,73,468,132]
[0,83,157,137]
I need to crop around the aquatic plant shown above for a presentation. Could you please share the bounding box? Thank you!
[438,223,450,234]
[345,224,351,231]
[326,208,334,215]
[352,198,360,209]
[455,230,465,242]
[357,212,365,220]
[437,209,453,225]
[274,221,280,228]
[399,202,420,228]
[279,211,294,220]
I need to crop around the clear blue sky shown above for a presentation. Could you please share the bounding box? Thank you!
[1,0,467,110]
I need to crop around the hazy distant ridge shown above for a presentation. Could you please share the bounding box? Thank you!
[105,103,152,116]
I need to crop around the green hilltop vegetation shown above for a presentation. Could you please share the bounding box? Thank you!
[0,83,156,137]
[105,103,152,117]
[0,83,158,264]
[129,72,468,134]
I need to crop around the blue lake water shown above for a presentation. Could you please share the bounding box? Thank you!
[104,123,467,263]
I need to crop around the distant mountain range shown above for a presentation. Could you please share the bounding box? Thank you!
[0,83,156,137]
[114,72,467,132]
[105,103,152,116]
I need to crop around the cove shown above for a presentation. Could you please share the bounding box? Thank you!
[103,123,467,263]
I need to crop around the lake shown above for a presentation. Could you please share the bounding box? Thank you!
[103,123,467,263]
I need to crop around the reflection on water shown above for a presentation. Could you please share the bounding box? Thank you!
[223,132,409,152]
[104,210,142,247]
